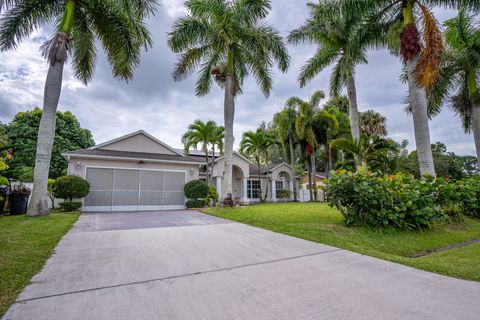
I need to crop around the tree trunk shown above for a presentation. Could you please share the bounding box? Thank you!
[204,151,210,185]
[288,136,298,201]
[257,161,263,202]
[471,102,480,168]
[307,157,313,202]
[406,56,436,176]
[328,146,333,176]
[311,151,317,202]
[346,75,361,168]
[222,74,235,202]
[27,61,65,216]
[209,145,216,185]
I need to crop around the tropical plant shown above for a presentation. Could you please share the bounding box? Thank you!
[0,0,157,216]
[288,2,389,159]
[360,110,388,137]
[168,0,289,203]
[273,105,299,201]
[53,175,90,202]
[429,10,480,168]
[182,120,224,183]
[240,128,275,202]
[2,108,95,178]
[331,134,398,167]
[47,178,56,209]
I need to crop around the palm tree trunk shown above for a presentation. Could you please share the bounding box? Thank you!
[346,75,361,168]
[288,136,298,201]
[311,151,317,202]
[27,60,65,216]
[209,145,216,185]
[406,56,436,176]
[222,74,235,202]
[204,151,210,184]
[471,103,480,168]
[307,157,313,202]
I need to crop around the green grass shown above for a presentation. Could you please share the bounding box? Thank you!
[204,203,480,281]
[0,211,79,316]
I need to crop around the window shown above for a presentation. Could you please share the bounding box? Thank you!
[247,180,260,199]
[275,181,284,198]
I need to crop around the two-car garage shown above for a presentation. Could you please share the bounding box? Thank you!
[84,168,187,212]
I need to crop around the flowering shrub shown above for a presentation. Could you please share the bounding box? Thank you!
[325,168,447,229]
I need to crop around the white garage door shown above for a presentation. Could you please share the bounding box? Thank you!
[83,168,186,212]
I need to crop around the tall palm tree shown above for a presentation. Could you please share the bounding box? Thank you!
[168,0,289,203]
[330,1,479,176]
[331,134,398,167]
[360,110,388,137]
[240,128,274,202]
[0,0,157,216]
[288,2,388,167]
[210,125,225,176]
[430,10,480,167]
[290,91,325,201]
[182,120,223,183]
[273,105,299,201]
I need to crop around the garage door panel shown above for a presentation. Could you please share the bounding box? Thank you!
[84,191,113,207]
[112,191,139,206]
[87,168,113,190]
[140,171,164,190]
[163,191,185,206]
[139,191,163,206]
[164,172,185,191]
[114,169,140,191]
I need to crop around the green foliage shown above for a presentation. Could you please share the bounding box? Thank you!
[437,175,480,218]
[48,178,56,209]
[53,175,90,201]
[2,108,95,178]
[0,176,8,186]
[325,169,448,229]
[205,187,219,206]
[59,201,82,212]
[184,180,209,200]
[277,189,292,199]
[186,199,205,209]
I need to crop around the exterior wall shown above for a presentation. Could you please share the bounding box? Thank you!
[98,134,178,155]
[67,156,199,182]
[212,153,250,178]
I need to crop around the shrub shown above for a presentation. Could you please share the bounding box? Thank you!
[277,189,292,199]
[186,199,205,209]
[325,168,447,229]
[184,180,209,200]
[437,175,480,218]
[0,176,8,186]
[59,201,83,212]
[53,175,90,202]
[48,179,56,209]
[204,187,219,206]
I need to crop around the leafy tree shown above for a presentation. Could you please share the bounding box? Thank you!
[2,108,95,179]
[429,10,480,168]
[240,128,275,202]
[360,110,388,137]
[168,0,289,202]
[0,0,157,216]
[182,120,224,183]
[0,127,10,172]
[288,2,388,153]
[324,95,349,114]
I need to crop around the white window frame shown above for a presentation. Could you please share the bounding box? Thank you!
[247,179,260,199]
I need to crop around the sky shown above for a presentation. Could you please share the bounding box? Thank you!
[0,1,476,156]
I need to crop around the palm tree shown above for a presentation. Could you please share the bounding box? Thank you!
[182,120,223,183]
[330,1,479,176]
[288,2,388,167]
[331,134,398,167]
[0,0,156,216]
[168,0,289,203]
[210,125,225,177]
[273,105,299,201]
[360,110,388,137]
[240,129,274,202]
[290,91,325,201]
[430,10,480,167]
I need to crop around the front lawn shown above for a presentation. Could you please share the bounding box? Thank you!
[0,212,79,316]
[203,203,480,281]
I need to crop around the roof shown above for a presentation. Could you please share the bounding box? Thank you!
[249,163,286,176]
[176,149,221,158]
[63,149,201,164]
[91,130,183,156]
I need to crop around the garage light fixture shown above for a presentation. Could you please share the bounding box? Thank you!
[75,161,81,169]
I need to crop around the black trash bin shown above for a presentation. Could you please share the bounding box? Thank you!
[9,185,31,215]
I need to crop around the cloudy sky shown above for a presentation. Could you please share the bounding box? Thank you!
[0,1,475,155]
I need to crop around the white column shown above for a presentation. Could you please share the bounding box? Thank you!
[271,179,277,202]
[216,177,222,195]
[242,178,248,204]
[289,180,294,200]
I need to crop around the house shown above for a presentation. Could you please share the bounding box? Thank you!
[63,130,298,212]
[300,172,327,202]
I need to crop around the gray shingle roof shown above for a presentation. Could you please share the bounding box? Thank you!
[64,149,201,163]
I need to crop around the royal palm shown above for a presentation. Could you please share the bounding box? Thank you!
[168,0,289,202]
[0,0,156,216]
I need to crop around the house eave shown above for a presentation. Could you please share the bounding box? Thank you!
[62,153,202,166]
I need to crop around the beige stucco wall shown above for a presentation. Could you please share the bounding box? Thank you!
[212,153,250,178]
[99,133,178,155]
[67,156,200,181]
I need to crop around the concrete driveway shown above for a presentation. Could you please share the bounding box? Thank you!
[3,210,480,320]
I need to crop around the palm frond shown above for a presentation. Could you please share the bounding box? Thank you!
[71,7,97,85]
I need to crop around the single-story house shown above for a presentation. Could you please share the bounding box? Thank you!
[300,172,327,202]
[63,130,298,212]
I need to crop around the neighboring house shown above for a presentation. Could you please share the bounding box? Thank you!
[64,130,298,212]
[300,172,327,202]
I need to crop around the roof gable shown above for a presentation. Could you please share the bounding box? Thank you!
[92,130,183,156]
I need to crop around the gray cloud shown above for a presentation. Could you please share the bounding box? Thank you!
[0,1,476,156]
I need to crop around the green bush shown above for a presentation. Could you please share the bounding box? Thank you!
[205,187,219,206]
[184,180,209,200]
[53,175,90,201]
[437,175,480,218]
[186,199,205,209]
[59,201,83,212]
[325,168,447,229]
[0,176,8,186]
[277,189,292,199]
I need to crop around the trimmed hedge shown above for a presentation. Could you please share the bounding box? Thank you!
[186,199,205,209]
[184,180,209,200]
[59,201,83,212]
[53,175,90,201]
